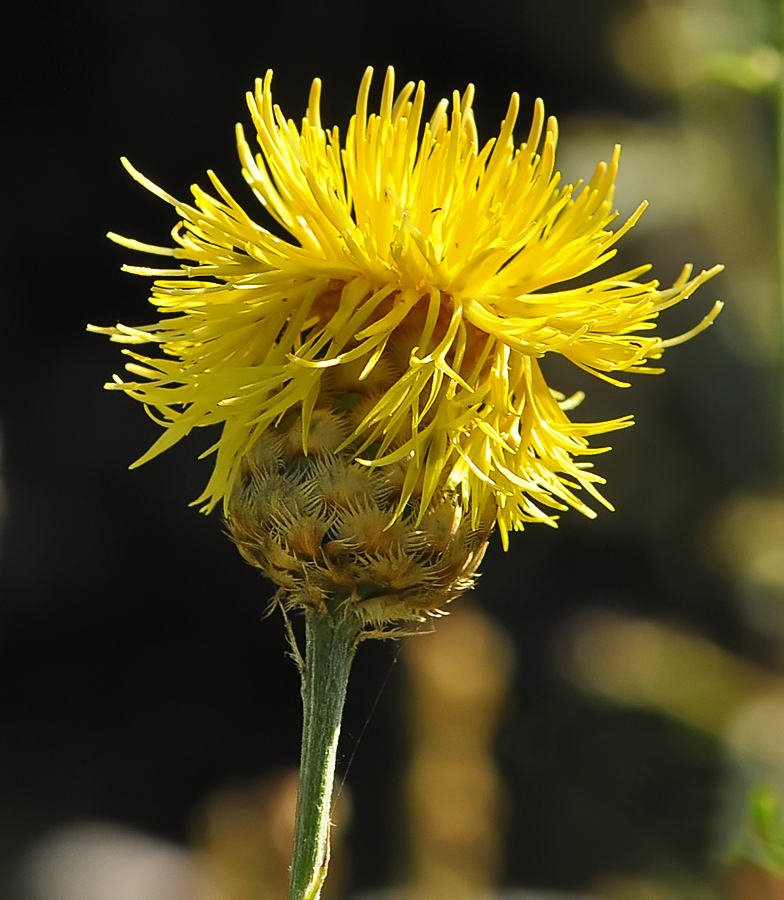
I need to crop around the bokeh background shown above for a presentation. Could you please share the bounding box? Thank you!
[2,0,781,897]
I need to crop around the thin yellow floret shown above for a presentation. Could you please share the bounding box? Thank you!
[90,66,722,547]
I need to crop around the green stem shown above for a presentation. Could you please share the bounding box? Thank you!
[288,610,359,900]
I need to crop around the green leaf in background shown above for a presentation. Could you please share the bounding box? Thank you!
[746,785,784,874]
[700,46,781,92]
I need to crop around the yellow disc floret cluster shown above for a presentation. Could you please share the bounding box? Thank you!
[91,67,722,549]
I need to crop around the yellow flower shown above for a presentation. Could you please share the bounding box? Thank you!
[91,66,722,550]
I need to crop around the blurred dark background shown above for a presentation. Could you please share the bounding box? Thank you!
[1,0,778,897]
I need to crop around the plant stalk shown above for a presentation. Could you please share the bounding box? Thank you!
[288,609,359,900]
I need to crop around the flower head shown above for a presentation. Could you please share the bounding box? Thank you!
[92,67,722,552]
